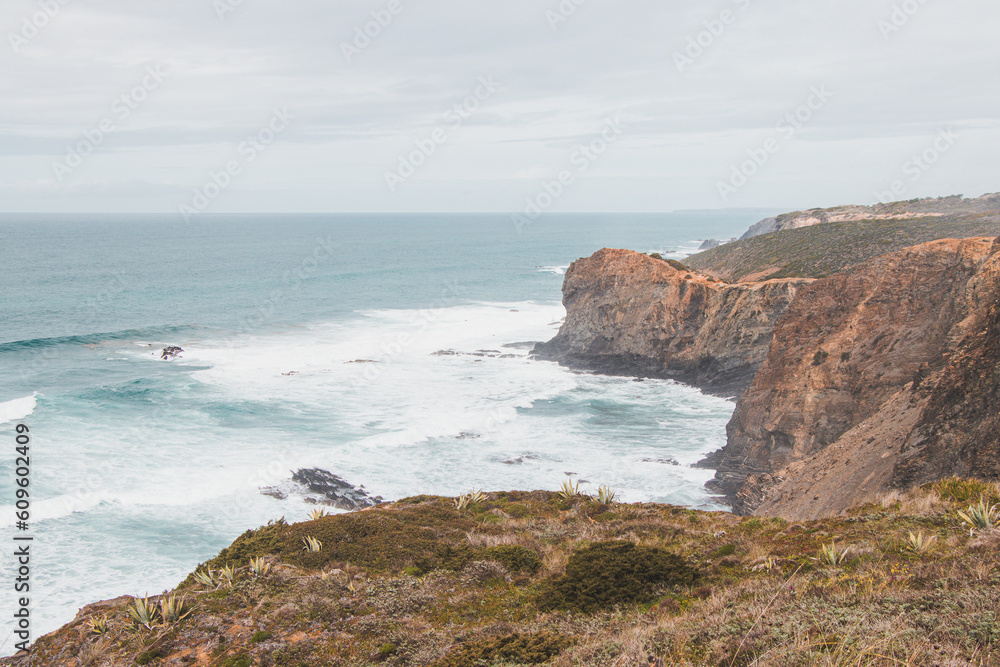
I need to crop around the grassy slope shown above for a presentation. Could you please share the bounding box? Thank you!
[8,481,1000,667]
[687,214,1000,282]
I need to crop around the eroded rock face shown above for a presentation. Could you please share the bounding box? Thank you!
[532,249,810,397]
[708,237,1000,516]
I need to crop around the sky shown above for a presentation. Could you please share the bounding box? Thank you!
[1,0,998,214]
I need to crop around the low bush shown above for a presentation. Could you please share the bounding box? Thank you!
[437,632,572,667]
[541,541,699,613]
[483,545,541,574]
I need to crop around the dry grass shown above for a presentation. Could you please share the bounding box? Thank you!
[5,482,1000,667]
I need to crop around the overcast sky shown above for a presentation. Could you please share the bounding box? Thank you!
[1,0,998,213]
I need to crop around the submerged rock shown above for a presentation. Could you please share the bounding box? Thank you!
[160,346,184,360]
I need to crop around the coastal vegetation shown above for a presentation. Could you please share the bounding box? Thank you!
[10,480,1000,666]
[686,213,1000,281]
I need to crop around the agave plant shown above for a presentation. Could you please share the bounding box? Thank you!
[957,498,998,531]
[89,614,110,635]
[817,542,850,567]
[126,596,160,630]
[597,485,617,505]
[249,556,272,577]
[557,479,581,500]
[159,592,194,624]
[217,564,237,587]
[454,489,486,511]
[308,508,330,521]
[906,530,937,554]
[192,567,218,589]
[302,535,323,552]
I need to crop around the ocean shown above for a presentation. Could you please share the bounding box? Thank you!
[0,211,762,654]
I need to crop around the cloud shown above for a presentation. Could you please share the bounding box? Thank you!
[1,0,998,212]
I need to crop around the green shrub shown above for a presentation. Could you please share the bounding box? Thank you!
[541,541,699,613]
[221,657,251,667]
[505,503,529,519]
[666,259,690,272]
[251,630,272,643]
[928,477,1000,506]
[711,544,736,558]
[649,252,663,260]
[202,503,476,574]
[483,545,542,574]
[378,643,397,658]
[812,349,829,365]
[437,632,572,667]
[136,650,165,665]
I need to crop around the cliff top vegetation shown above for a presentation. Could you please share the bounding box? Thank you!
[8,480,1000,666]
[687,211,1000,282]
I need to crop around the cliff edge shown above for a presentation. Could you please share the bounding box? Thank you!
[532,248,810,397]
[710,237,1000,517]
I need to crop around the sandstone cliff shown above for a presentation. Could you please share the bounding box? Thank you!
[532,249,810,397]
[709,237,1000,517]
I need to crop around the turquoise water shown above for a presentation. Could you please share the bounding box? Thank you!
[0,212,760,653]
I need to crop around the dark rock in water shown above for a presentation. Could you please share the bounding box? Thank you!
[502,341,540,349]
[289,468,382,511]
[345,359,378,364]
[699,239,722,250]
[260,487,287,500]
[456,431,481,440]
[641,457,680,466]
[432,349,458,356]
[160,346,184,360]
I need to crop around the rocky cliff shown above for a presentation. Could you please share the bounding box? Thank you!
[534,239,1000,520]
[532,248,811,397]
[739,193,1000,240]
[709,237,1000,517]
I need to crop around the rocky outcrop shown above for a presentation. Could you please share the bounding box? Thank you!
[261,469,382,510]
[532,249,810,397]
[707,237,1000,516]
[738,193,1000,240]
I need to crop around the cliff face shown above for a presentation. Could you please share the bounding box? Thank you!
[712,237,1000,517]
[532,248,810,397]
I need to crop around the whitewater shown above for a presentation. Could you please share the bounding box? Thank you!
[0,212,767,654]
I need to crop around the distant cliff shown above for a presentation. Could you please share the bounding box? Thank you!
[708,237,1000,516]
[688,193,1000,282]
[531,249,809,397]
[738,193,1000,240]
